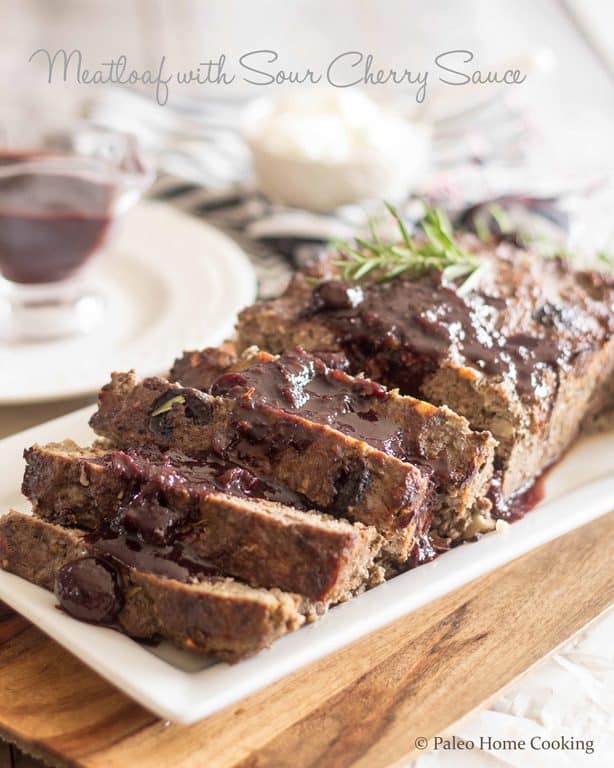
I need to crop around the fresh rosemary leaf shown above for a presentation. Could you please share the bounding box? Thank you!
[384,201,414,249]
[442,262,474,281]
[456,262,486,296]
[368,217,384,247]
[355,237,380,254]
[384,263,414,280]
[150,394,186,418]
[489,203,513,235]
[352,260,381,280]
[474,215,492,243]
[334,203,482,290]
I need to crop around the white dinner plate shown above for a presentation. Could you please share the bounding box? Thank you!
[0,202,257,404]
[0,407,612,724]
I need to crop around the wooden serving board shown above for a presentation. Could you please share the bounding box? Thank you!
[0,512,612,768]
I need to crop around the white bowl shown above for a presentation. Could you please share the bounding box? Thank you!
[243,96,430,212]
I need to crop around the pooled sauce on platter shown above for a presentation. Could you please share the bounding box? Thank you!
[406,464,550,570]
[488,463,550,522]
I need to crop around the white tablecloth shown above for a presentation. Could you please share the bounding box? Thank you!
[411,608,614,767]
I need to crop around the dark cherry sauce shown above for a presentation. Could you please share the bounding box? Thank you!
[0,150,114,284]
[304,272,601,403]
[86,530,223,583]
[210,349,481,496]
[54,446,308,624]
[208,349,433,516]
[85,445,313,583]
[55,504,224,628]
[488,465,550,522]
[106,446,308,510]
[53,443,552,626]
[406,534,443,569]
[211,350,406,457]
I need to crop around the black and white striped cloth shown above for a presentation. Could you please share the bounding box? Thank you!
[90,87,610,298]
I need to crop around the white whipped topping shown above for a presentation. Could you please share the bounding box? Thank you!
[245,90,430,211]
[249,90,424,164]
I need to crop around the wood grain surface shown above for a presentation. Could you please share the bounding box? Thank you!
[0,512,612,768]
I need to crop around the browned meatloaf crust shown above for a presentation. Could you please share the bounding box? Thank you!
[89,372,431,561]
[236,239,614,500]
[0,511,304,661]
[170,343,238,392]
[170,347,496,541]
[22,441,383,604]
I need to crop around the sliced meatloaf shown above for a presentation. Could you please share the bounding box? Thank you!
[170,343,239,392]
[22,441,383,604]
[236,239,614,503]
[89,372,430,561]
[0,511,304,661]
[170,347,496,541]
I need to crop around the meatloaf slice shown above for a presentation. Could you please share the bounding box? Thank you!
[89,372,430,561]
[170,343,238,392]
[0,511,304,661]
[22,441,383,604]
[236,240,614,502]
[170,347,496,541]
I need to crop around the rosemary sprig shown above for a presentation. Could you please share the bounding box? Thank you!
[333,203,483,295]
[488,203,513,235]
[150,394,186,418]
[473,204,513,242]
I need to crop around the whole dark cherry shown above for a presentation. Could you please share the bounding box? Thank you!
[55,557,122,623]
[311,280,364,312]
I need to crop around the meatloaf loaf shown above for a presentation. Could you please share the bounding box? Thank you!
[22,441,383,604]
[89,371,431,560]
[0,511,304,661]
[170,347,496,541]
[236,238,614,502]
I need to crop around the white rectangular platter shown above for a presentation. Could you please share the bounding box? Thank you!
[0,406,612,724]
